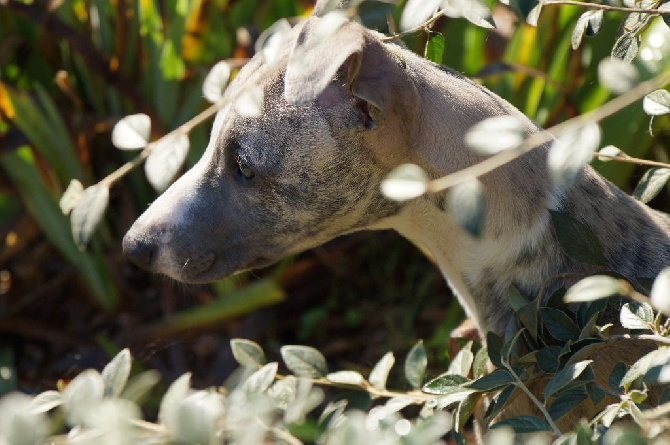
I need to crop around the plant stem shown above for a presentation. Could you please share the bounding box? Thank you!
[606,333,670,345]
[542,0,670,15]
[594,153,670,169]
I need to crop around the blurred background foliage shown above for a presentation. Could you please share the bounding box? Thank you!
[0,0,669,409]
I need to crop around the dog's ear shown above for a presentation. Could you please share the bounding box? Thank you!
[284,15,399,114]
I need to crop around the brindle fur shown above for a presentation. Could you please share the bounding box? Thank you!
[123,4,670,440]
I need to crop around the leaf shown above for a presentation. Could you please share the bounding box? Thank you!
[231,339,266,368]
[381,164,428,201]
[544,360,593,399]
[405,340,427,389]
[158,373,191,433]
[584,9,603,36]
[650,267,670,315]
[492,415,549,434]
[473,347,489,379]
[202,61,231,103]
[447,177,487,237]
[620,347,670,388]
[0,393,48,445]
[598,57,639,94]
[244,362,279,394]
[434,387,478,410]
[448,341,474,377]
[423,373,471,395]
[483,384,515,424]
[400,0,442,31]
[548,387,588,421]
[564,276,623,303]
[464,115,525,155]
[633,168,670,203]
[454,393,480,433]
[234,86,264,118]
[540,307,581,342]
[662,3,670,28]
[120,370,161,403]
[609,362,628,390]
[457,0,496,29]
[612,32,640,63]
[424,32,445,64]
[468,369,514,392]
[326,371,366,386]
[173,391,225,445]
[501,329,525,364]
[620,301,654,330]
[101,348,132,398]
[111,113,151,150]
[29,390,64,413]
[69,184,109,250]
[644,363,670,384]
[586,383,606,406]
[486,332,504,368]
[643,89,670,116]
[549,210,607,266]
[369,352,394,390]
[548,123,601,187]
[572,10,603,49]
[256,19,292,65]
[526,2,542,26]
[62,369,105,426]
[281,345,328,378]
[145,134,190,192]
[596,145,624,162]
[59,179,84,215]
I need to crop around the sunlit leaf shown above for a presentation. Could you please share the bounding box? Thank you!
[612,32,640,63]
[548,123,601,187]
[369,352,395,390]
[145,133,190,193]
[564,276,623,303]
[405,340,427,389]
[159,373,191,433]
[423,373,470,395]
[326,371,366,386]
[633,168,670,203]
[620,301,654,330]
[456,0,495,29]
[544,360,593,399]
[465,115,525,155]
[70,184,109,251]
[256,19,292,65]
[526,2,542,26]
[585,9,603,36]
[447,178,486,238]
[111,113,151,150]
[0,393,48,445]
[400,0,442,31]
[173,391,225,445]
[101,348,132,398]
[62,369,105,426]
[424,32,445,64]
[281,345,328,378]
[381,164,428,201]
[643,89,670,116]
[29,390,63,413]
[596,145,624,162]
[650,268,670,315]
[231,338,266,368]
[620,347,670,388]
[59,179,83,215]
[234,86,264,118]
[598,57,639,94]
[202,61,231,103]
[244,362,278,394]
[448,341,474,378]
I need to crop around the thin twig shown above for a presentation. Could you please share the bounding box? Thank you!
[542,0,670,15]
[427,69,670,193]
[595,153,670,169]
[606,333,670,345]
[380,12,444,42]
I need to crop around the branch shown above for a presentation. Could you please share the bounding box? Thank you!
[427,69,670,193]
[594,153,670,170]
[380,11,444,42]
[541,0,670,15]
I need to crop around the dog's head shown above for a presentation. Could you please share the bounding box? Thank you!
[122,11,421,282]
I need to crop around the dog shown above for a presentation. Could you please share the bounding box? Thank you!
[123,2,670,437]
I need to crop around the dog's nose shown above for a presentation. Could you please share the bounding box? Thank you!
[122,234,154,270]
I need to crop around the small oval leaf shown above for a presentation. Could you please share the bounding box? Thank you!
[381,164,428,201]
[145,133,190,192]
[243,362,278,394]
[369,352,395,390]
[112,113,151,150]
[202,61,231,103]
[423,373,471,395]
[544,360,593,399]
[447,177,487,238]
[400,0,442,31]
[612,32,640,63]
[326,371,366,386]
[256,19,292,65]
[405,340,427,389]
[548,123,601,187]
[598,57,639,94]
[643,89,670,116]
[564,276,623,303]
[633,168,670,204]
[281,345,328,378]
[231,338,266,368]
[620,301,655,330]
[159,373,192,433]
[234,86,264,118]
[29,391,64,414]
[70,184,110,250]
[465,115,525,155]
[596,145,624,162]
[101,348,132,398]
[651,267,670,315]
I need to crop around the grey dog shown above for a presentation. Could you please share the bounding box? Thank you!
[123,1,670,434]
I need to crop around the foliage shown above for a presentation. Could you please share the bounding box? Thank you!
[2,0,670,443]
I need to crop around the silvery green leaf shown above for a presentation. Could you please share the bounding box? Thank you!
[651,267,670,315]
[326,371,366,386]
[70,184,109,250]
[564,276,623,303]
[620,347,670,388]
[285,379,324,424]
[548,123,600,187]
[369,351,394,390]
[158,372,191,433]
[230,338,266,368]
[380,164,428,201]
[454,0,495,28]
[373,396,415,419]
[526,3,542,27]
[571,11,588,50]
[59,179,84,215]
[120,370,161,403]
[405,340,427,389]
[234,86,264,118]
[145,133,190,192]
[243,362,278,394]
[633,168,670,203]
[584,9,603,36]
[174,391,225,445]
[447,177,487,237]
[81,398,141,441]
[598,57,639,94]
[202,61,231,103]
[111,113,151,150]
[0,393,48,445]
[596,145,624,162]
[256,19,292,65]
[62,369,105,426]
[406,411,452,444]
[29,390,63,413]
[643,89,670,116]
[544,360,593,399]
[101,348,132,398]
[281,345,328,378]
[268,375,298,409]
[612,32,640,63]
[448,341,474,378]
[465,115,525,154]
[434,388,478,410]
[620,301,655,330]
[400,0,442,31]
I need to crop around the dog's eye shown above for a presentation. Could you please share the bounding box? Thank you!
[235,154,255,180]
